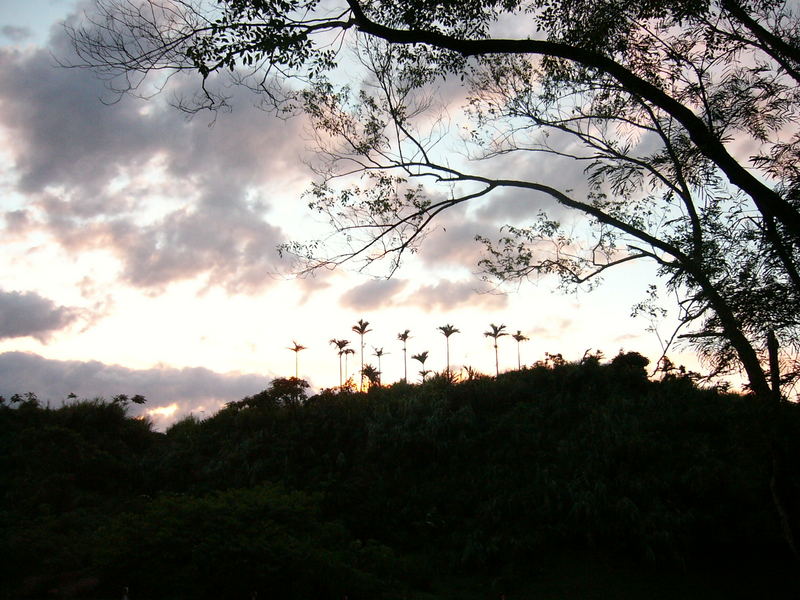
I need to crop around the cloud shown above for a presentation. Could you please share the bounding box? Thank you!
[0,36,311,294]
[528,317,574,338]
[0,289,80,341]
[0,351,268,429]
[339,278,407,310]
[51,192,288,294]
[1,26,32,43]
[418,215,486,269]
[402,279,507,311]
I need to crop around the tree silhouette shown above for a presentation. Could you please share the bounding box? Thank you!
[397,329,411,383]
[512,330,530,370]
[484,324,508,376]
[329,338,350,387]
[437,324,460,378]
[352,319,372,391]
[342,347,356,386]
[288,341,307,379]
[372,347,386,386]
[411,351,430,382]
[72,0,800,403]
[361,363,380,388]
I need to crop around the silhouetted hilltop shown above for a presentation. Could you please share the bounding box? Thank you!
[2,353,799,599]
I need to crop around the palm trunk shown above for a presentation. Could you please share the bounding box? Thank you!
[360,336,365,391]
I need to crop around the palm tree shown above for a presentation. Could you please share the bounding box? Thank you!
[329,338,350,386]
[512,330,530,370]
[362,363,380,388]
[288,341,307,379]
[342,347,356,386]
[397,329,411,382]
[437,324,460,377]
[411,351,430,382]
[352,318,372,390]
[372,347,387,385]
[484,323,508,376]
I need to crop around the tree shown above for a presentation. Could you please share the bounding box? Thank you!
[437,324,460,378]
[71,0,800,397]
[342,347,356,385]
[329,338,351,387]
[397,329,411,383]
[361,363,381,388]
[352,319,372,391]
[411,351,430,382]
[372,346,386,385]
[484,324,508,377]
[288,341,307,379]
[512,330,530,370]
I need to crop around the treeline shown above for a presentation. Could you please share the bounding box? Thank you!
[2,353,800,599]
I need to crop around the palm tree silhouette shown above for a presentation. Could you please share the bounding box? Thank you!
[411,351,430,382]
[397,329,411,382]
[329,338,350,386]
[484,323,508,376]
[373,347,387,385]
[512,330,530,370]
[352,319,372,390]
[437,324,460,377]
[342,347,356,386]
[288,341,307,379]
[361,363,380,388]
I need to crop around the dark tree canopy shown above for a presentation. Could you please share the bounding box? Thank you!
[70,0,800,397]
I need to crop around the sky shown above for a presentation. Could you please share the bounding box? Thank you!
[0,0,694,429]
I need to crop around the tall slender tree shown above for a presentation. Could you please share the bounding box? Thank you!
[329,338,350,387]
[484,324,508,376]
[437,324,460,378]
[411,351,430,382]
[288,341,307,379]
[397,329,411,383]
[352,319,372,390]
[512,330,530,370]
[342,347,355,386]
[372,347,386,385]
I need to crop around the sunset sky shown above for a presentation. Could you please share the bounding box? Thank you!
[0,0,694,428]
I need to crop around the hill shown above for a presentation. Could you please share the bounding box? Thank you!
[2,353,799,599]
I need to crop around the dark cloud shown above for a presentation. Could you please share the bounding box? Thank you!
[473,185,563,223]
[0,289,80,341]
[1,26,32,42]
[339,278,407,310]
[403,279,507,311]
[416,183,581,272]
[0,351,268,428]
[414,201,485,269]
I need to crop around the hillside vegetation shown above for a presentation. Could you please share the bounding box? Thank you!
[2,353,800,599]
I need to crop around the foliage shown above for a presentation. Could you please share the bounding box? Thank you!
[4,357,800,597]
[91,485,396,599]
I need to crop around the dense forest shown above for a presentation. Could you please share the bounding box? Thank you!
[3,353,800,599]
